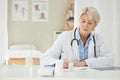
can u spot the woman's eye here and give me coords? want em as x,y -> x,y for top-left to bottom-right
88,23 -> 92,25
81,21 -> 85,23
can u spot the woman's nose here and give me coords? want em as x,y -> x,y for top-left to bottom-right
83,23 -> 88,28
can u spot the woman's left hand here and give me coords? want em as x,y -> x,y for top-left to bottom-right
73,60 -> 88,67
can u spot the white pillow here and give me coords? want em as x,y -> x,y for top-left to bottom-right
9,44 -> 36,50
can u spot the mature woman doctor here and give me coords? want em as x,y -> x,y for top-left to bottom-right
41,7 -> 114,68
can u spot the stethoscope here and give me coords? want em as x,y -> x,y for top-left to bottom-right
71,28 -> 97,58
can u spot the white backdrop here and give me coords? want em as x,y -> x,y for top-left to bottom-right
0,0 -> 8,59
113,0 -> 120,66
74,0 -> 120,66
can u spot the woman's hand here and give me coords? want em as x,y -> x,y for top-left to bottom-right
63,60 -> 87,69
73,60 -> 88,67
63,60 -> 69,69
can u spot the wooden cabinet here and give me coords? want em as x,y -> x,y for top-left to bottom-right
8,58 -> 40,65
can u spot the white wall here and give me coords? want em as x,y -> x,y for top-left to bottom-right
8,0 -> 68,52
0,0 -> 8,59
75,0 -> 120,66
113,0 -> 120,66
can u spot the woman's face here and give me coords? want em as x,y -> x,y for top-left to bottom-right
79,13 -> 96,36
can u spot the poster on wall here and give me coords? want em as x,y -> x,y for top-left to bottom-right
12,0 -> 28,21
32,0 -> 48,22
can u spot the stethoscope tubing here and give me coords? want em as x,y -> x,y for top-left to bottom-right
71,27 -> 97,58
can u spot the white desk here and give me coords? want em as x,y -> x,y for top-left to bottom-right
0,65 -> 120,80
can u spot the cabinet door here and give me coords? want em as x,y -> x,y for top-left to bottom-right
8,58 -> 40,65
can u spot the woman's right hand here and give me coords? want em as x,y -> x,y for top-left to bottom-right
63,60 -> 69,69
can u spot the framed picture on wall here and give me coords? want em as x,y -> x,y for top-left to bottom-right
32,0 -> 48,22
12,0 -> 28,21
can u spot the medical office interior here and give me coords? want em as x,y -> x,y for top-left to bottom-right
0,0 -> 120,78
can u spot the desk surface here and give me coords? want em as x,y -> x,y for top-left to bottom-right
0,65 -> 120,80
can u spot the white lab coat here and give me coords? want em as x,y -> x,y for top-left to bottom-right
41,28 -> 114,68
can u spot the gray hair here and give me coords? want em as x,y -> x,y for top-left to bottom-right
80,7 -> 100,25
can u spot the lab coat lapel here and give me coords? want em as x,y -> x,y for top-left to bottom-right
72,40 -> 79,60
88,40 -> 94,58
71,28 -> 79,60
